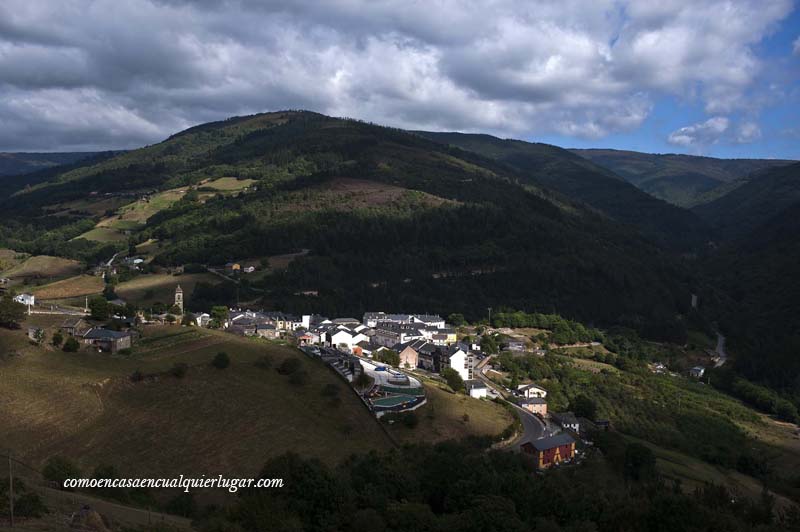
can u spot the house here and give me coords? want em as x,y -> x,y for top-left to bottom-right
326,326 -> 369,352
399,340 -> 439,371
520,397 -> 548,416
551,412 -> 580,433
521,433 -> 576,469
517,383 -> 548,399
506,340 -> 526,351
229,319 -> 257,336
225,262 -> 241,273
243,266 -> 256,273
294,329 -> 314,346
13,293 -> 34,306
440,344 -> 473,381
465,379 -> 488,399
61,316 -> 89,336
194,313 -> 211,327
363,312 -> 446,329
372,322 -> 425,347
256,323 -> 279,339
82,328 -> 133,353
689,366 -> 706,378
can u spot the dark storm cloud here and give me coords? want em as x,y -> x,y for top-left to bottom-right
0,0 -> 793,151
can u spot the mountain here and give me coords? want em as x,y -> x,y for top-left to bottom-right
704,200 -> 800,393
571,148 -> 795,208
693,162 -> 800,240
418,132 -> 709,251
0,111 -> 693,340
0,151 -> 100,177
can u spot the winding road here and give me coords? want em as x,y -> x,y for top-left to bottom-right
474,355 -> 550,448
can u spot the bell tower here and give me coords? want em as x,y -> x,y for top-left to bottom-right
175,285 -> 184,314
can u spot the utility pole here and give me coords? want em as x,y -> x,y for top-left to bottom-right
487,307 -> 492,326
8,450 -> 14,529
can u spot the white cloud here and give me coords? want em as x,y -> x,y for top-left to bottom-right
794,36 -> 800,55
667,117 -> 730,147
0,0 -> 793,150
736,121 -> 762,143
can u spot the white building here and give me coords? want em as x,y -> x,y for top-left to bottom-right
13,293 -> 34,306
441,344 -> 473,381
517,383 -> 548,399
465,379 -> 488,399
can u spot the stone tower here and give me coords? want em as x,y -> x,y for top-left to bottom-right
174,285 -> 184,314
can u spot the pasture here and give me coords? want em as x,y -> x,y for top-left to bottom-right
115,273 -> 221,306
30,275 -> 104,300
0,325 -> 392,478
1,254 -> 82,279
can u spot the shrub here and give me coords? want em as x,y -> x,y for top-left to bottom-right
51,330 -> 64,347
255,355 -> 272,369
130,370 -> 144,382
289,370 -> 309,386
278,357 -> 302,375
43,456 -> 81,490
117,348 -> 133,356
14,493 -> 47,518
441,368 -> 465,392
212,352 -> 230,369
62,337 -> 80,352
170,362 -> 189,378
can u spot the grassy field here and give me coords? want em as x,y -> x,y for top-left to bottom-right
0,324 -> 392,477
387,374 -> 514,445
74,226 -> 128,242
623,434 -> 797,511
115,273 -> 220,306
202,177 -> 257,191
30,275 -> 104,300
1,254 -> 82,279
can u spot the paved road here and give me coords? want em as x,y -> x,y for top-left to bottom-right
714,332 -> 728,367
473,355 -> 549,447
509,403 -> 549,448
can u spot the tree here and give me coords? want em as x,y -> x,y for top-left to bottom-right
210,305 -> 228,328
43,456 -> 81,490
569,394 -> 597,420
0,295 -> 25,328
374,349 -> 400,367
442,368 -> 465,392
624,443 -> 656,481
52,330 -> 64,347
448,313 -> 466,326
181,312 -> 196,326
62,336 -> 80,352
212,351 -> 230,369
170,362 -> 189,378
775,399 -> 799,423
88,297 -> 110,320
480,334 -> 498,354
33,328 -> 46,345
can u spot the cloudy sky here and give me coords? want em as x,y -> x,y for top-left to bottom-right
1,0 -> 798,158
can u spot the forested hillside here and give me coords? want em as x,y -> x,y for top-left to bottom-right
0,151 -> 100,176
0,111 -> 693,341
693,162 -> 800,240
703,200 -> 800,400
572,148 -> 794,208
419,132 -> 709,251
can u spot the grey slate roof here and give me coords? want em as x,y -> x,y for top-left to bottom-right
529,433 -> 575,451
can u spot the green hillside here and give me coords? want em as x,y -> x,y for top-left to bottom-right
703,200 -> 800,396
572,148 -> 794,208
693,162 -> 800,240
0,151 -> 100,177
420,132 -> 710,250
0,111 -> 694,341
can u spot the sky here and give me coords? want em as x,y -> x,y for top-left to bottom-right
0,0 -> 798,158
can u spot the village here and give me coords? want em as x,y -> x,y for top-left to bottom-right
7,281 -> 598,471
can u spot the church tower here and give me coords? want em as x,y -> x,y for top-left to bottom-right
174,285 -> 184,314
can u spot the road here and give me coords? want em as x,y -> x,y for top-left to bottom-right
714,332 -> 728,367
473,355 -> 549,447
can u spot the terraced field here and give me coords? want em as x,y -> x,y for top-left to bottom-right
30,274 -> 104,300
1,254 -> 82,279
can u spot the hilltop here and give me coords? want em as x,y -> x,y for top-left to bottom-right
0,111 -> 694,342
572,148 -> 794,208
